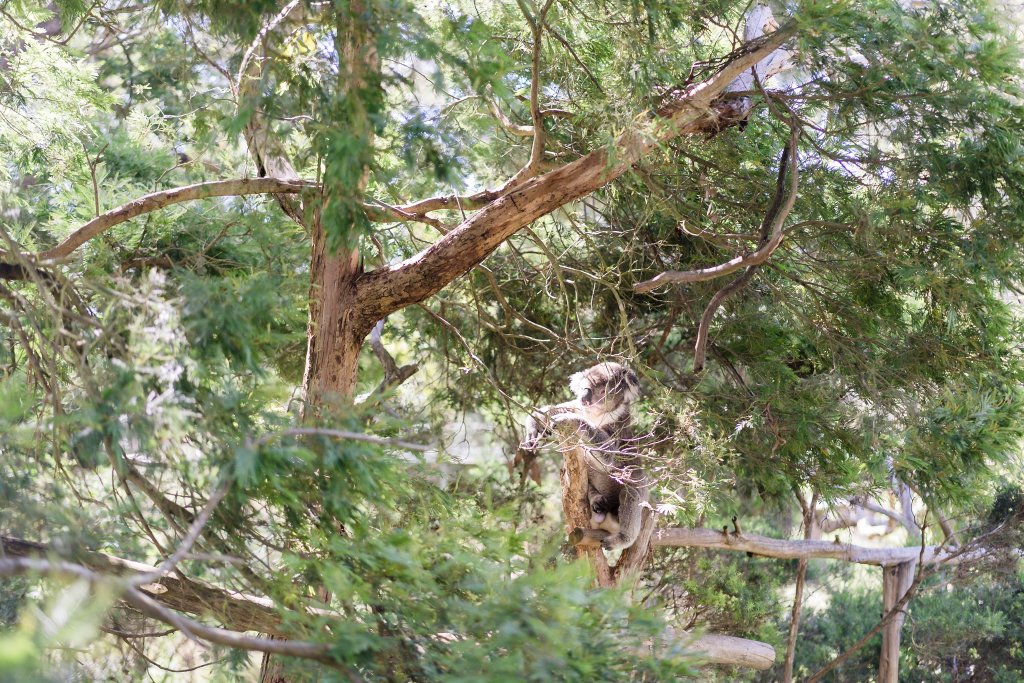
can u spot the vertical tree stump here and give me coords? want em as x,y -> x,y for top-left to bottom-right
878,560 -> 916,683
559,436 -> 615,587
555,423 -> 653,589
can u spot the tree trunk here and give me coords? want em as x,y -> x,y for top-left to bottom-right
556,423 -> 654,589
301,238 -> 365,411
259,3 -> 378,681
878,560 -> 916,683
558,434 -> 615,587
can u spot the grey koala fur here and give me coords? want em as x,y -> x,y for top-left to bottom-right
520,362 -> 648,552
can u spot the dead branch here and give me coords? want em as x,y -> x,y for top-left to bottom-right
570,526 -> 976,567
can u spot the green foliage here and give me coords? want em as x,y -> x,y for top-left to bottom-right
2,0 -> 1024,679
782,570 -> 1024,683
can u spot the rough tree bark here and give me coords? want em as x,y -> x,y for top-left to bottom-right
553,421 -> 656,588
557,432 -> 615,587
554,428 -> 770,671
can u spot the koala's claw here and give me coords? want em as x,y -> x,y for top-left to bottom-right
601,534 -> 626,551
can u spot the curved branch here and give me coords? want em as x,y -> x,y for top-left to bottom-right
634,128 -> 799,294
690,127 -> 799,371
7,178 -> 315,262
486,96 -> 534,137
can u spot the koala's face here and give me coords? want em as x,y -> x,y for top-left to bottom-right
570,363 -> 640,415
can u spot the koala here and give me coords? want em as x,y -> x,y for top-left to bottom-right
520,362 -> 648,552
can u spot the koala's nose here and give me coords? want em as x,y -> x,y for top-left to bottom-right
580,388 -> 593,406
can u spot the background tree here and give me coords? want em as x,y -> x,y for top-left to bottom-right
1,0 -> 1023,681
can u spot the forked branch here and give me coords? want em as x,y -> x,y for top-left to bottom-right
634,125 -> 799,295
688,126 -> 799,371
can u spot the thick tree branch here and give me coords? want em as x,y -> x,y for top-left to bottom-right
354,22 -> 796,323
0,555 -> 351,670
120,589 -> 342,668
672,631 -> 776,670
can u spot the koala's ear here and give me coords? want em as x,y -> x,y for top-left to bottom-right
623,370 -> 640,402
568,371 -> 588,397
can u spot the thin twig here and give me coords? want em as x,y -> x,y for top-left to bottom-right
129,480 -> 233,587
254,427 -> 429,452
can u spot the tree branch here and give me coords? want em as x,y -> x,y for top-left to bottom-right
129,480 -> 232,588
486,95 -> 534,137
1,536 -> 296,636
675,631 -> 776,670
354,20 -> 796,324
253,427 -> 429,452
570,526 -> 975,566
634,124 -> 799,295
365,318 -> 419,398
0,554 -> 353,670
782,490 -> 817,683
120,589 -> 343,668
688,127 -> 799,371
0,178 -> 314,263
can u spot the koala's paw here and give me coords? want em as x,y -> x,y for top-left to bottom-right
601,533 -> 633,552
